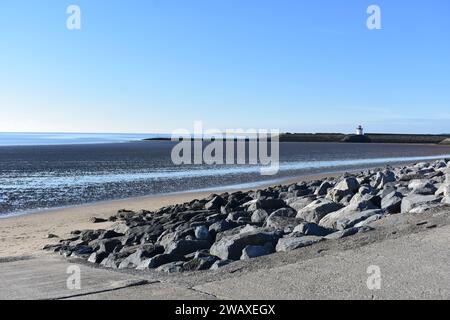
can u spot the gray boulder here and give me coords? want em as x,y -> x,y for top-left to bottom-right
209,219 -> 238,234
194,225 -> 209,240
380,185 -> 397,198
275,236 -> 324,252
209,230 -> 281,260
69,245 -> 93,258
137,253 -> 185,270
157,230 -> 183,249
295,199 -> 344,223
327,187 -> 354,203
94,238 -> 122,254
334,209 -> 384,230
100,252 -> 130,269
205,195 -> 225,210
215,225 -> 249,242
334,177 -> 360,193
242,199 -> 257,210
90,217 -> 107,224
327,176 -> 361,203
87,250 -> 109,264
335,177 -> 360,193
118,244 -> 164,269
221,200 -> 239,214
265,207 -> 300,231
287,196 -> 317,211
381,191 -> 404,214
372,170 -> 396,189
227,211 -> 248,222
112,222 -> 131,234
266,207 -> 296,219
240,243 -> 274,260
408,180 -> 437,195
125,224 -> 164,244
349,193 -> 381,208
98,230 -> 123,240
290,188 -> 313,197
413,162 -> 430,169
251,209 -> 269,224
314,181 -> 333,196
252,198 -> 286,210
434,160 -> 447,169
418,167 -> 436,176
292,222 -> 334,237
401,194 -> 441,213
359,185 -> 374,195
318,200 -> 380,230
165,239 -> 211,256
239,224 -> 259,234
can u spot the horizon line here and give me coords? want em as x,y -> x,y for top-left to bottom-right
1,131 -> 450,136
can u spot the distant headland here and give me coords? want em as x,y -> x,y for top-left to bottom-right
144,133 -> 450,144
280,132 -> 450,144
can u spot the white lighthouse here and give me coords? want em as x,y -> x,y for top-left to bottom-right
356,125 -> 364,136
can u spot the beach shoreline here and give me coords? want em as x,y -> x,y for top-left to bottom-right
1,158 -> 447,259
0,171 -> 345,258
2,140 -> 450,216
3,156 -> 447,220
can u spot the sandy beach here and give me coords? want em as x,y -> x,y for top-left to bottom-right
0,191 -> 209,258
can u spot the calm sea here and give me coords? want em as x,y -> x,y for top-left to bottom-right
1,133 -> 450,217
0,132 -> 167,146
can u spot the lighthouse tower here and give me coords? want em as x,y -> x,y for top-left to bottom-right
356,125 -> 364,136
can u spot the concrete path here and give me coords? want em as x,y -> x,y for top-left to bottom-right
0,255 -> 209,300
0,255 -> 143,300
194,224 -> 450,300
1,224 -> 449,300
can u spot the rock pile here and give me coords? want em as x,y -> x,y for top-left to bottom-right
44,159 -> 450,273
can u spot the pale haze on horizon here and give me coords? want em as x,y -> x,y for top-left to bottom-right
0,0 -> 449,134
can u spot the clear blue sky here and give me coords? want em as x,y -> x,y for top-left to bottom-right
1,0 -> 449,134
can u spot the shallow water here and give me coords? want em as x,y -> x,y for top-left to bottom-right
0,132 -> 167,146
1,140 -> 450,217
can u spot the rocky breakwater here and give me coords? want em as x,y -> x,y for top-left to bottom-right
44,160 -> 450,273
